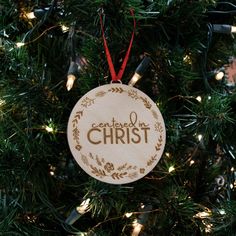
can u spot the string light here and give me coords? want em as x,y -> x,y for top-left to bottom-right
132,219 -> 143,235
125,212 -> 133,218
65,198 -> 91,225
49,165 -> 56,176
61,24 -> 70,33
197,134 -> 203,141
66,74 -> 76,91
165,152 -> 171,158
183,54 -> 191,64
15,25 -> 59,48
196,96 -> 202,102
0,99 -> 5,107
212,24 -> 236,34
190,160 -> 195,166
16,42 -> 25,48
128,56 -> 151,86
194,209 -> 211,219
45,125 -> 54,133
26,12 -> 36,19
168,165 -> 175,173
215,71 -> 224,81
66,61 -> 78,91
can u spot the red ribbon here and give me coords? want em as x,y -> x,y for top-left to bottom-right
100,9 -> 136,82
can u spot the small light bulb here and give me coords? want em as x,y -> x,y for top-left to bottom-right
231,26 -> 236,33
16,42 -> 25,48
125,212 -> 133,218
76,198 -> 90,214
197,134 -> 203,141
61,25 -> 69,33
165,152 -> 170,157
66,74 -> 76,91
190,160 -> 195,166
196,96 -> 202,102
215,71 -> 224,81
183,54 -> 191,64
26,12 -> 36,19
219,209 -> 226,215
231,167 -> 234,172
128,73 -> 141,86
168,166 -> 175,173
45,126 -> 53,133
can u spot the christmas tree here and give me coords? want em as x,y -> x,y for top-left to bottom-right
1,0 -> 236,235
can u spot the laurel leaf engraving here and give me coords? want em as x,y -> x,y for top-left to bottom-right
108,87 -> 124,93
90,165 -> 107,178
111,172 -> 127,180
95,91 -> 106,97
140,97 -> 152,109
147,154 -> 157,166
155,135 -> 163,151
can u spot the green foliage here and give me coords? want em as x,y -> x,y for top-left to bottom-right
1,0 -> 236,235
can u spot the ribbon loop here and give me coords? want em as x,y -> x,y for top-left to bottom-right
99,9 -> 136,82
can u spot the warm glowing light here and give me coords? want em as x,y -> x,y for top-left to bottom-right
165,152 -> 170,157
16,42 -> 25,48
197,134 -> 203,141
50,171 -> 55,176
132,219 -> 143,235
205,223 -> 213,233
168,166 -> 175,173
125,212 -> 133,218
231,167 -> 234,172
215,71 -> 224,81
76,198 -> 90,214
45,125 -> 54,133
208,96 -> 211,100
194,210 -> 211,219
190,160 -> 195,166
219,209 -> 226,215
61,24 -> 69,33
231,26 -> 236,33
196,96 -> 202,102
0,99 -> 5,107
128,73 -> 141,86
26,12 -> 36,19
230,183 -> 234,189
67,74 -> 76,91
183,54 -> 191,64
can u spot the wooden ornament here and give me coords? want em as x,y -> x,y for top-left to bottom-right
67,84 -> 166,184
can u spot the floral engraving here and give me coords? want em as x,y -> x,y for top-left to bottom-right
128,89 -> 139,100
155,122 -> 164,133
104,162 -> 114,173
128,172 -> 139,179
81,97 -> 95,108
140,168 -> 145,174
81,154 -> 89,166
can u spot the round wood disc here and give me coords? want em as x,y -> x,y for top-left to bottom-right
67,83 -> 166,184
